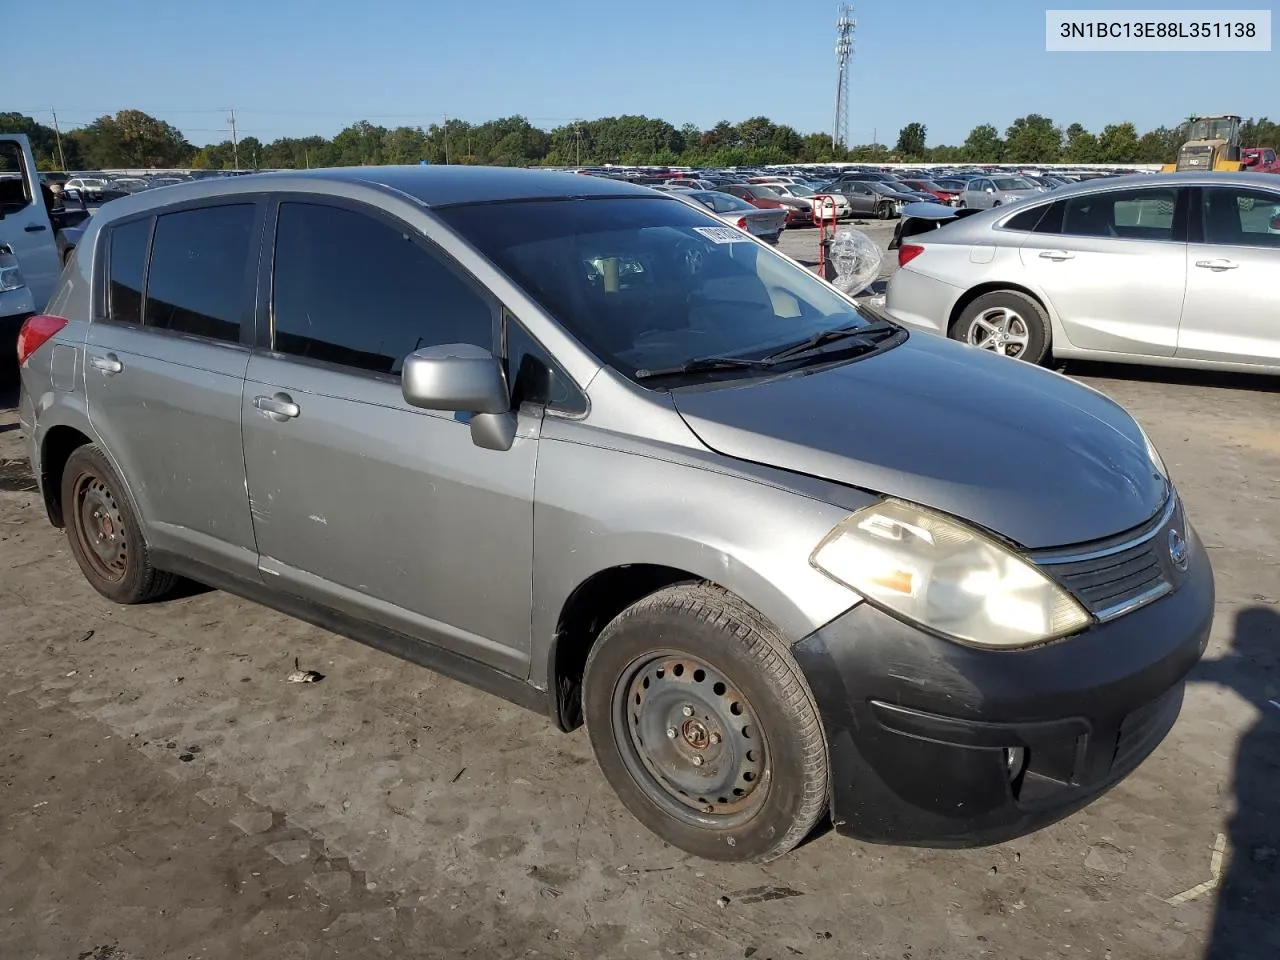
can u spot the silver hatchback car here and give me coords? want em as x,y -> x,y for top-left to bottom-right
887,172 -> 1280,373
17,168 -> 1212,862
959,175 -> 1043,209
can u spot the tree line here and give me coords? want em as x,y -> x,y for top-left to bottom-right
3,109 -> 1279,171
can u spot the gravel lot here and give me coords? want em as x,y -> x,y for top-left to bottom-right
1,231 -> 1277,959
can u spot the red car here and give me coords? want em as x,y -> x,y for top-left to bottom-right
898,178 -> 960,205
718,183 -> 807,225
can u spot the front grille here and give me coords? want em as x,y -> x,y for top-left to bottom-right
1033,496 -> 1179,621
1050,540 -> 1167,617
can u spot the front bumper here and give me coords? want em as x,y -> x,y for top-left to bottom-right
793,523 -> 1213,847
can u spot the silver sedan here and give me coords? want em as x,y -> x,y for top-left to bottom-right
664,188 -> 787,243
885,172 -> 1280,374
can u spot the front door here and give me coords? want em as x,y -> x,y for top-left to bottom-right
1178,184 -> 1280,366
241,198 -> 538,675
85,202 -> 260,576
1017,185 -> 1186,357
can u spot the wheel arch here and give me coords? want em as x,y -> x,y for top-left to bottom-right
549,563 -> 702,731
947,282 -> 1055,338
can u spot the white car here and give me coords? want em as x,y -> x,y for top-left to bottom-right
885,172 -> 1280,374
764,182 -> 852,220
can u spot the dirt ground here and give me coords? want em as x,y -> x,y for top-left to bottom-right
1,255 -> 1277,959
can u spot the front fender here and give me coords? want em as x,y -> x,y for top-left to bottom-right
530,433 -> 863,688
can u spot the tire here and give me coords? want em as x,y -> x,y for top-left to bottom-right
61,444 -> 177,604
951,289 -> 1051,364
582,583 -> 828,863
876,201 -> 893,220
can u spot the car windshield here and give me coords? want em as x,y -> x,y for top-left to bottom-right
749,186 -> 780,198
787,184 -> 816,196
908,180 -> 941,190
439,197 -> 887,382
993,177 -> 1034,190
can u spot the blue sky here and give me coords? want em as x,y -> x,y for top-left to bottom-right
8,0 -> 1277,146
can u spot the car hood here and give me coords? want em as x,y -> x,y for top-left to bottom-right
671,334 -> 1167,550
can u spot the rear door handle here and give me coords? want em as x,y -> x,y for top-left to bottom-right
1038,250 -> 1075,261
88,353 -> 123,375
253,393 -> 300,420
1194,258 -> 1238,271
24,224 -> 48,233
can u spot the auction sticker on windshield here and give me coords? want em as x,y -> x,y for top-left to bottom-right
694,226 -> 753,243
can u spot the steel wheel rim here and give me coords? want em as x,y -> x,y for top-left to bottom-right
73,473 -> 129,581
968,307 -> 1031,358
613,650 -> 770,829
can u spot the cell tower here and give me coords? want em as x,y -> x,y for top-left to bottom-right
833,3 -> 855,151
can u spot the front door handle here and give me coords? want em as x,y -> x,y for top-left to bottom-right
253,393 -> 300,420
88,353 -> 123,375
1038,250 -> 1075,261
24,224 -> 48,233
1194,258 -> 1239,271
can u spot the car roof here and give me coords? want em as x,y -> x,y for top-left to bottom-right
86,165 -> 656,218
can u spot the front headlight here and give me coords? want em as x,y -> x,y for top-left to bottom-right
811,499 -> 1091,648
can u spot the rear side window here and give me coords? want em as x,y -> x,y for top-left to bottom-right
145,204 -> 256,343
1062,188 -> 1177,241
271,202 -> 493,376
108,218 -> 150,325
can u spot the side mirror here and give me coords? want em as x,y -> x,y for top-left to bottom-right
986,187 -> 995,193
401,343 -> 517,451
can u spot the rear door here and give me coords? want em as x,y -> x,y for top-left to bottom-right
0,136 -> 60,309
240,197 -> 542,675
85,200 -> 262,576
1016,185 -> 1186,357
1177,184 -> 1280,366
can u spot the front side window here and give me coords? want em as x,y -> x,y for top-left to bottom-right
1062,188 -> 1177,240
439,197 -> 892,382
1201,187 -> 1280,247
145,204 -> 255,343
108,218 -> 150,325
271,202 -> 492,376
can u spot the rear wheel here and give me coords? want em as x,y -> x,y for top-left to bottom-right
583,584 -> 828,862
62,444 -> 177,604
951,290 -> 1051,364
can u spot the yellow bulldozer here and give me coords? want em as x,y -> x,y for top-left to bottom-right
1162,115 -> 1245,173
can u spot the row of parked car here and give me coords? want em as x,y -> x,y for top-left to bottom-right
577,165 -> 1139,233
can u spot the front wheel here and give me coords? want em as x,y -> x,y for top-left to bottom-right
951,290 -> 1051,364
583,584 -> 828,862
876,201 -> 893,220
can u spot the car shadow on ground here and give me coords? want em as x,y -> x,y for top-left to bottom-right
1061,359 -> 1279,394
1197,606 -> 1280,960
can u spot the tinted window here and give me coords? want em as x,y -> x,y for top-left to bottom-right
1201,187 -> 1280,247
1002,204 -> 1050,232
272,202 -> 492,376
145,204 -> 255,342
504,314 -> 586,414
1062,188 -> 1176,240
0,143 -> 33,213
108,218 -> 150,325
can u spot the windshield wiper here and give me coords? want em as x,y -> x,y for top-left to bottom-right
762,321 -> 898,363
634,355 -> 776,380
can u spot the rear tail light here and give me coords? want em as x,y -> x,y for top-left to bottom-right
16,314 -> 69,365
898,244 -> 925,268
736,217 -> 749,230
